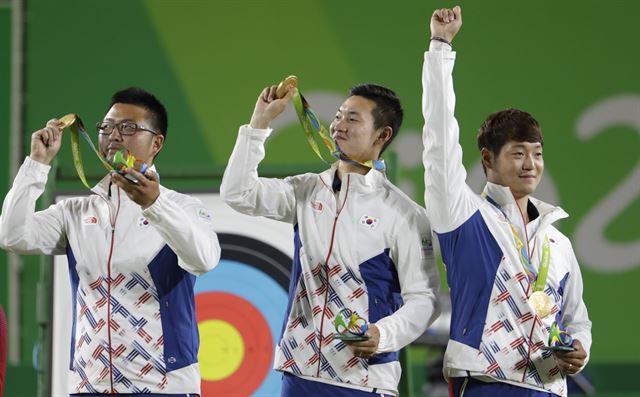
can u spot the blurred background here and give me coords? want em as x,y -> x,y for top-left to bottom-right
0,0 -> 638,396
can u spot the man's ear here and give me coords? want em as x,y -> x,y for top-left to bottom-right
152,134 -> 165,158
480,147 -> 494,171
377,126 -> 393,145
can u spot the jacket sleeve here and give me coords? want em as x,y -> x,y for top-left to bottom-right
0,157 -> 67,255
561,242 -> 593,374
220,125 -> 296,223
374,209 -> 441,352
422,41 -> 480,233
143,192 -> 221,276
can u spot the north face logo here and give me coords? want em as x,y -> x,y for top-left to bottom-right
83,216 -> 98,225
311,200 -> 324,213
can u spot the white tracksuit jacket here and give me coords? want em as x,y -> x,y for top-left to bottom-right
422,42 -> 592,397
0,157 -> 221,395
221,125 -> 441,395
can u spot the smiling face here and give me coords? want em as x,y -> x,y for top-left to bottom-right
98,103 -> 164,166
329,95 -> 391,163
483,140 -> 544,199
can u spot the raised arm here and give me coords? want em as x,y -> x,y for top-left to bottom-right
422,6 -> 479,233
220,85 -> 299,223
0,120 -> 67,255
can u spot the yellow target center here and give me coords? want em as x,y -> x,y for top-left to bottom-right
198,319 -> 245,381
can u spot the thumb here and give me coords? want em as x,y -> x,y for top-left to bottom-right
280,86 -> 298,104
144,169 -> 158,182
283,86 -> 297,102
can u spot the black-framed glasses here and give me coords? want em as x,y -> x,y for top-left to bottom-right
96,121 -> 160,136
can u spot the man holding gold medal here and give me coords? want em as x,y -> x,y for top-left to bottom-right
422,6 -> 591,397
0,88 -> 220,396
221,82 -> 441,396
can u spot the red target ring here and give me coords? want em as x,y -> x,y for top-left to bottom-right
196,291 -> 273,396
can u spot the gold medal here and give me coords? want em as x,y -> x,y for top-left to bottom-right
58,113 -> 77,129
529,291 -> 553,318
276,75 -> 298,98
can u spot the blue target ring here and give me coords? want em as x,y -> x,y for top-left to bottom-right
195,233 -> 290,396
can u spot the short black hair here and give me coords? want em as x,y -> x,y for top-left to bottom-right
477,108 -> 543,173
109,87 -> 168,138
349,84 -> 403,155
477,108 -> 543,154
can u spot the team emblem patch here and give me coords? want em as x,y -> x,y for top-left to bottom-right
359,215 -> 379,230
197,207 -> 213,222
421,235 -> 434,257
311,200 -> 324,213
82,216 -> 98,226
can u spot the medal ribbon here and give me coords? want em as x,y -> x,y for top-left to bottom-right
61,114 -> 113,190
292,91 -> 385,171
483,194 -> 551,291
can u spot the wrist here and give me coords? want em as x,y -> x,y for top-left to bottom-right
249,116 -> 270,130
29,154 -> 51,165
141,193 -> 159,210
430,36 -> 452,47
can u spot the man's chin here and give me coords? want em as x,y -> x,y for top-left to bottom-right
512,185 -> 538,198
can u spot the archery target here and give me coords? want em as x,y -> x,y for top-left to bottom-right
193,194 -> 293,396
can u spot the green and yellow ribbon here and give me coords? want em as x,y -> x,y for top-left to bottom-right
59,114 -> 150,190
59,114 -> 112,190
291,90 -> 385,172
483,194 -> 551,291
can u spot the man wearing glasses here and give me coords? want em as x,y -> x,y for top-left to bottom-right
0,87 -> 221,396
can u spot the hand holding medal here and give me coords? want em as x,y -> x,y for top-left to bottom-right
275,75 -> 298,99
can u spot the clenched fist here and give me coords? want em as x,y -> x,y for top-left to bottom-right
30,119 -> 64,165
430,6 -> 462,44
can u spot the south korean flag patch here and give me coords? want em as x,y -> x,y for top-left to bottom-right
359,215 -> 379,230
137,217 -> 150,228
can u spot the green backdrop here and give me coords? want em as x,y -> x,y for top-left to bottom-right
1,0 -> 638,395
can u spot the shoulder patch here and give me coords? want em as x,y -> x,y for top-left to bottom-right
196,207 -> 213,222
421,234 -> 434,257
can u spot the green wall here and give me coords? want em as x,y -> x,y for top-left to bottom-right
0,4 -> 10,314
1,0 -> 638,395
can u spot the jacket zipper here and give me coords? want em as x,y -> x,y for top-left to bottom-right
106,228 -> 116,392
513,192 -> 540,383
315,175 -> 350,377
105,186 -> 121,393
